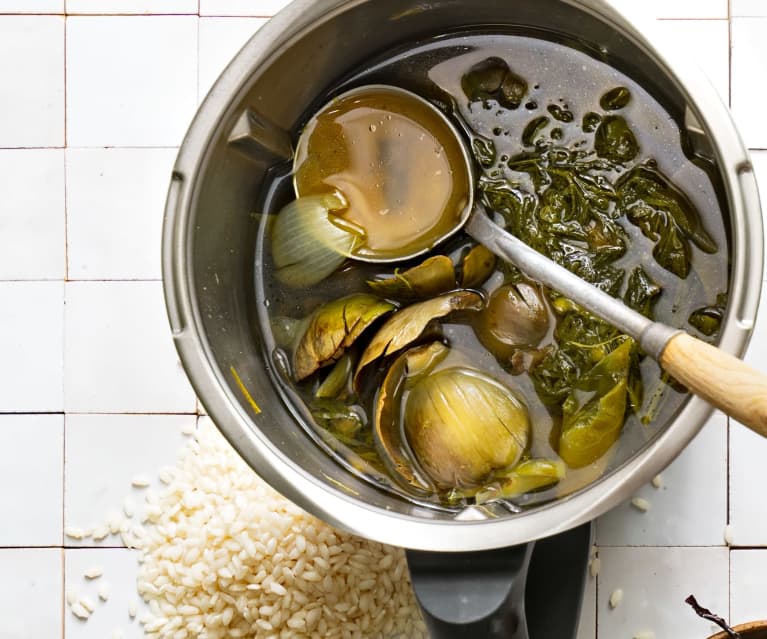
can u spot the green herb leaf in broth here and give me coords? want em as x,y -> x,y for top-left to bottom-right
461,56 -> 529,110
559,338 -> 634,468
617,163 -> 718,278
594,115 -> 639,163
521,116 -> 550,147
599,86 -> 632,111
688,292 -> 727,337
623,267 -> 662,318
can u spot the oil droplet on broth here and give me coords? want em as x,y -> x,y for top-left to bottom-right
294,87 -> 470,259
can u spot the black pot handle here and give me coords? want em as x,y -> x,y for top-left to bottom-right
406,542 -> 533,639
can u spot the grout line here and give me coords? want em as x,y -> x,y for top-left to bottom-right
0,278 -> 69,282
0,12 -> 64,15
63,544 -> 133,550
0,145 -> 177,150
196,9 -> 200,104
63,11 -> 69,284
596,543 -> 733,549
61,414 -> 66,550
56,277 -> 164,282
62,413 -> 67,550
196,14 -> 277,17
594,545 -> 599,639
64,11 -> 199,16
56,410 -> 198,416
60,547 -> 65,639
728,542 -> 733,627
728,1 -> 733,109
0,410 -> 196,416
0,544 -> 74,549
0,410 -> 65,415
726,416 -> 731,527
655,16 -> 731,21
0,145 -> 66,150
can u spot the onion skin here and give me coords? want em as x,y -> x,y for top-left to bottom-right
271,193 -> 362,288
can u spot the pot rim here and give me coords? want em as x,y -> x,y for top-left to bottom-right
162,0 -> 763,551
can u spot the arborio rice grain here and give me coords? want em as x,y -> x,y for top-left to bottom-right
135,420 -> 427,639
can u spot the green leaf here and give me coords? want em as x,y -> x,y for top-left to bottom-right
599,86 -> 632,111
688,292 -> 727,337
559,339 -> 634,468
618,164 -> 718,278
623,267 -> 662,318
461,57 -> 528,110
594,115 -> 639,163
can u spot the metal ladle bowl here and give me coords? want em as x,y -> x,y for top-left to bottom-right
295,82 -> 767,439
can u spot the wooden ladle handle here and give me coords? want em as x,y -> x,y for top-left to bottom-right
660,332 -> 767,437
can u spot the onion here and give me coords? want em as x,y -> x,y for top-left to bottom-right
271,192 -> 364,287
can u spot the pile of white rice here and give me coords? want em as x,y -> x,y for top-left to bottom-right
135,420 -> 428,639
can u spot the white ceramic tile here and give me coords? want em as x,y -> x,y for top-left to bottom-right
576,565 -> 596,639
66,0 -> 196,13
200,0 -> 290,16
751,150 -> 767,263
0,0 -> 63,11
598,546 -> 729,639
654,0 -> 728,18
0,549 -> 62,639
0,149 -> 65,280
730,549 -> 767,624
0,16 -> 64,147
733,0 -> 767,17
732,18 -> 767,149
66,148 -> 176,280
64,281 -> 196,413
198,16 -> 267,101
0,415 -> 63,546
730,420 -> 767,545
654,19 -> 730,102
729,281 -> 767,544
65,548 -> 149,638
66,16 -> 197,147
65,414 -> 192,546
608,0 -> 727,19
743,280 -> 767,368
0,281 -> 63,411
597,412 -> 728,546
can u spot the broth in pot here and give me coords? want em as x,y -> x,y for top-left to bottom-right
256,32 -> 729,512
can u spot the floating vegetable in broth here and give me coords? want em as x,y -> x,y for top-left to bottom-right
404,367 -> 530,488
258,33 -> 729,509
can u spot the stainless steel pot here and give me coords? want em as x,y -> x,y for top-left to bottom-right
162,0 -> 763,553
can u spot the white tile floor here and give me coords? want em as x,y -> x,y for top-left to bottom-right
0,149 -> 66,279
66,147 -> 177,280
1,2 -> 767,638
66,16 -> 198,147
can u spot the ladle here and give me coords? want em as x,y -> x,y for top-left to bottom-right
295,84 -> 767,438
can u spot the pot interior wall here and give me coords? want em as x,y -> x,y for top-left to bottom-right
186,0 -> 726,520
